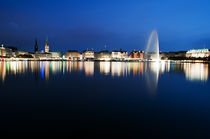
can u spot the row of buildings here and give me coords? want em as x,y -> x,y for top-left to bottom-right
0,39 -> 62,60
0,39 -> 145,61
160,49 -> 210,60
186,49 -> 210,58
65,50 -> 144,61
1,39 -> 210,61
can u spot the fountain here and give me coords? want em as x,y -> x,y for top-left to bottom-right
144,30 -> 161,94
145,30 -> 160,61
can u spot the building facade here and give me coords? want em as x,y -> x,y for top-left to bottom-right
18,51 -> 30,56
50,52 -> 62,60
128,51 -> 144,60
45,38 -> 49,53
82,51 -> 95,60
35,52 -> 52,60
5,47 -> 18,58
160,51 -> 187,60
96,50 -> 111,61
111,50 -> 128,60
0,45 -> 6,57
65,50 -> 81,60
186,49 -> 210,58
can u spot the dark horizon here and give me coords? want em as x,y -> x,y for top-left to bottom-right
1,0 -> 210,53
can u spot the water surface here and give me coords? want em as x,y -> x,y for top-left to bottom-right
1,61 -> 210,138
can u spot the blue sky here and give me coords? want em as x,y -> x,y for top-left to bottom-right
1,0 -> 210,52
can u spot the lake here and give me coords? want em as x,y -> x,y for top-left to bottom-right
1,61 -> 210,138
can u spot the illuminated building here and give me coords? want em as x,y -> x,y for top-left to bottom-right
50,52 -> 62,60
111,50 -> 128,60
18,51 -> 30,55
16,51 -> 34,59
82,51 -> 95,60
65,50 -> 81,60
186,49 -> 210,58
128,51 -> 144,60
45,38 -> 49,53
0,45 -> 6,57
96,50 -> 111,61
5,47 -> 18,57
160,51 -> 186,60
35,52 -> 52,60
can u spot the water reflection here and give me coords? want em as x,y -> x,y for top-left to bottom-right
84,62 -> 94,76
0,61 -> 209,84
144,62 -> 161,94
184,63 -> 208,82
0,62 -> 6,82
100,62 -> 110,75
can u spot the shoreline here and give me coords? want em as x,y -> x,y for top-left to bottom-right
0,59 -> 210,63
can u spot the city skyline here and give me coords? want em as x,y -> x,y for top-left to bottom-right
1,0 -> 210,52
2,1 -> 210,137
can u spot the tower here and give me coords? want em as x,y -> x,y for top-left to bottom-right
45,38 -> 49,53
34,39 -> 38,53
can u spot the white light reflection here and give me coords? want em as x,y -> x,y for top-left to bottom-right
0,61 -> 209,85
0,62 -> 6,82
84,62 -> 94,76
184,63 -> 208,82
144,61 -> 168,95
100,62 -> 110,75
111,62 -> 123,77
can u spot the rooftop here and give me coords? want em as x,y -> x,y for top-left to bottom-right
187,49 -> 209,53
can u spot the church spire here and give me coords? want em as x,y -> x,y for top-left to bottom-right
46,37 -> 48,45
45,37 -> 49,53
34,39 -> 38,53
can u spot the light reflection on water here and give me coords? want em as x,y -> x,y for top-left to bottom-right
100,62 -> 110,75
0,61 -> 209,83
144,62 -> 160,94
184,63 -> 208,81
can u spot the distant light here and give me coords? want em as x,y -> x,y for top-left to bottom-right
187,49 -> 209,53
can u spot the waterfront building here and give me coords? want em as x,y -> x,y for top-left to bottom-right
111,50 -> 128,60
95,50 -> 111,61
16,51 -> 34,58
45,38 -> 49,53
5,47 -> 18,57
186,49 -> 210,58
18,51 -> 30,56
160,51 -> 186,60
34,39 -> 38,53
0,45 -> 6,57
50,52 -> 62,60
82,50 -> 95,60
35,52 -> 52,60
128,51 -> 144,60
65,50 -> 81,60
